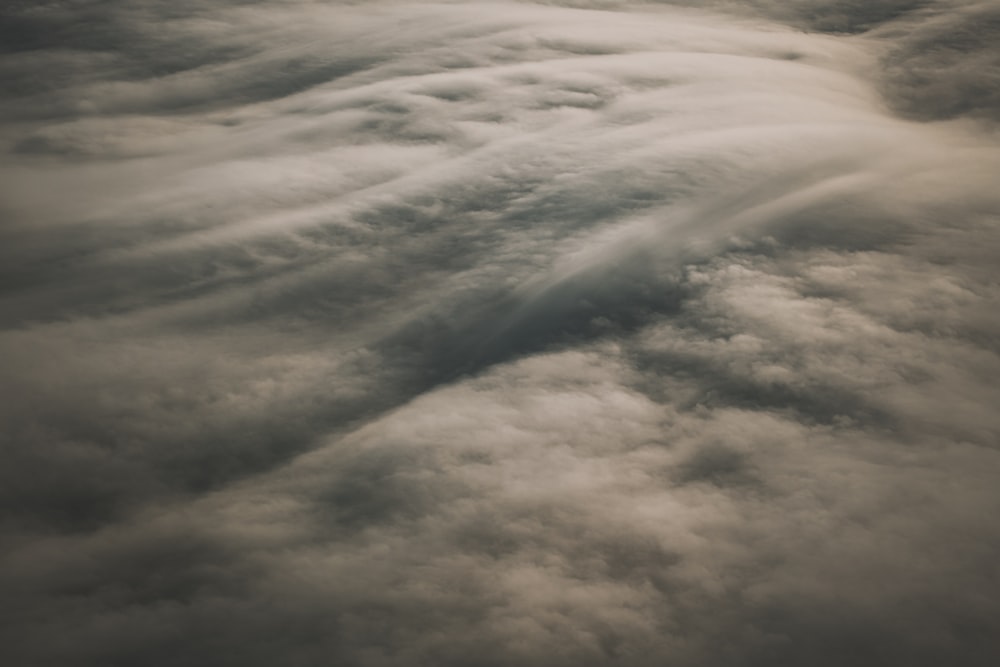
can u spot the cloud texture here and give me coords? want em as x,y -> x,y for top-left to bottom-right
2,1 -> 1000,665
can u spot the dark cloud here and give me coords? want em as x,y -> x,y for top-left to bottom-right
2,1 -> 999,666
879,1 -> 1000,120
666,0 -> 928,33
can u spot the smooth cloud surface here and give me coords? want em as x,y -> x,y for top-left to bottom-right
2,1 -> 1000,665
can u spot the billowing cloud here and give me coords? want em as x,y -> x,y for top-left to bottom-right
2,1 -> 999,665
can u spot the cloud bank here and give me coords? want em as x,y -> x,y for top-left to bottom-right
2,1 -> 999,665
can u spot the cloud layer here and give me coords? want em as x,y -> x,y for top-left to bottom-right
2,1 -> 1000,665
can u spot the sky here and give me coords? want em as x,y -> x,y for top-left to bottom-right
1,1 -> 1000,665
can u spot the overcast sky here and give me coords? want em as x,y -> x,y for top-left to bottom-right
2,1 -> 1000,665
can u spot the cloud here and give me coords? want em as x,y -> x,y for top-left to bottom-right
2,1 -> 1000,665
878,1 -> 1000,121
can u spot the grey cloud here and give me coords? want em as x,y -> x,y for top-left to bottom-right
6,347 -> 1000,666
878,1 -> 1000,120
561,0 -> 927,33
2,1 -> 1000,666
